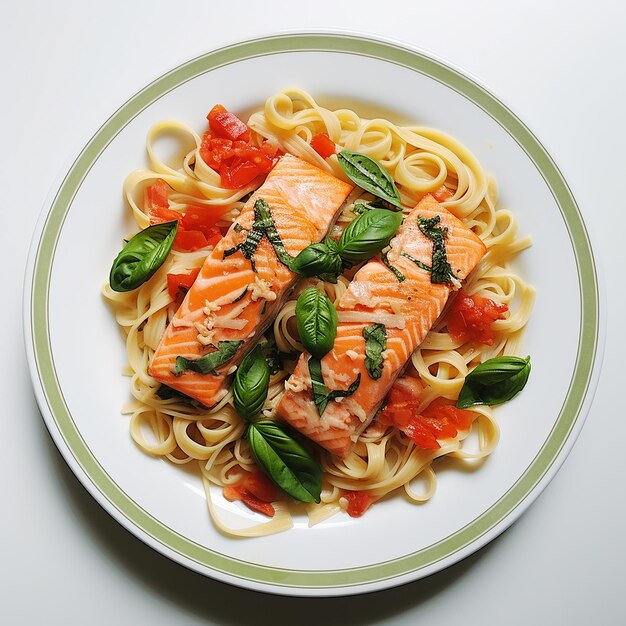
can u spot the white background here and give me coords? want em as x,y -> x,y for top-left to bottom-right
3,1 -> 624,624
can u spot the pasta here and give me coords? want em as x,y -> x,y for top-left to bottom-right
103,88 -> 534,536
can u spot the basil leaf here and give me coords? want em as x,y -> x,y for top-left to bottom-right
457,355 -> 531,409
381,251 -> 406,282
295,288 -> 338,360
247,420 -> 322,503
232,345 -> 270,420
308,357 -> 361,416
338,150 -> 402,208
290,240 -> 343,283
338,209 -> 403,264
174,340 -> 243,376
362,323 -> 387,380
417,215 -> 454,284
110,220 -> 178,292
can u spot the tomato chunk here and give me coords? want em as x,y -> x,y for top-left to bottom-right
310,133 -> 336,159
144,178 -> 169,212
432,185 -> 453,202
208,104 -> 250,142
446,290 -> 508,345
167,268 -> 201,303
380,377 -> 473,449
223,471 -> 277,517
343,491 -> 375,517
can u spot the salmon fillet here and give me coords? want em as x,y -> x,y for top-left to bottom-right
149,154 -> 353,406
276,194 -> 487,458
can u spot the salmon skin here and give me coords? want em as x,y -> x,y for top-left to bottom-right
276,194 -> 487,458
149,154 -> 353,407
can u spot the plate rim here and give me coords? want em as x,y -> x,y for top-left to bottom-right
23,31 -> 603,596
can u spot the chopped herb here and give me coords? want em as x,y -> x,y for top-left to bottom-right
401,251 -> 432,273
308,357 -> 361,416
381,251 -> 406,282
362,323 -> 387,380
155,384 -> 207,408
261,334 -> 297,375
174,340 -> 243,376
418,215 -> 454,284
232,286 -> 248,303
252,198 -> 294,268
233,223 -> 246,233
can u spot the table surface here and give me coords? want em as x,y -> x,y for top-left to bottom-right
4,1 -> 624,623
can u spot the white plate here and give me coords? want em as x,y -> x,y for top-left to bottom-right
24,33 -> 603,596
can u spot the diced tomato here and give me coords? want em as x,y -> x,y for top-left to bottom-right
422,398 -> 474,432
144,178 -> 170,212
445,290 -> 508,345
402,420 -> 441,449
167,268 -> 201,303
432,185 -> 453,202
220,158 -> 263,189
181,205 -> 226,233
231,145 -> 274,173
208,104 -> 250,142
174,229 -> 209,251
222,471 -> 277,517
343,491 -> 375,517
380,376 -> 476,448
243,471 -> 278,503
310,133 -> 336,159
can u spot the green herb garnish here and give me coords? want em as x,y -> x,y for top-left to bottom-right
337,150 -> 402,208
295,288 -> 338,360
381,251 -> 406,282
457,356 -> 531,409
362,323 -> 387,380
174,340 -> 243,376
246,420 -> 322,503
308,357 -> 361,416
401,251 -> 432,273
289,239 -> 344,283
109,220 -> 178,292
337,208 -> 403,264
418,215 -> 454,284
232,345 -> 270,420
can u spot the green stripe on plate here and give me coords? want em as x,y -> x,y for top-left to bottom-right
29,33 -> 599,589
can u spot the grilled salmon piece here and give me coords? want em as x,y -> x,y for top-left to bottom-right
276,194 -> 486,458
149,154 -> 353,406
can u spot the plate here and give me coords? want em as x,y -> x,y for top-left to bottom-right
24,33 -> 602,596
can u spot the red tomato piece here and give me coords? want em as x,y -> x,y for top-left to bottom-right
445,290 -> 508,345
166,268 -> 201,302
401,419 -> 441,449
208,104 -> 250,142
144,178 -> 169,212
343,491 -> 375,518
181,205 -> 225,232
222,472 -> 276,517
220,158 -> 262,189
243,471 -> 278,503
422,398 -> 474,432
432,185 -> 453,202
310,133 -> 336,159
232,144 -> 274,173
174,229 -> 209,252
